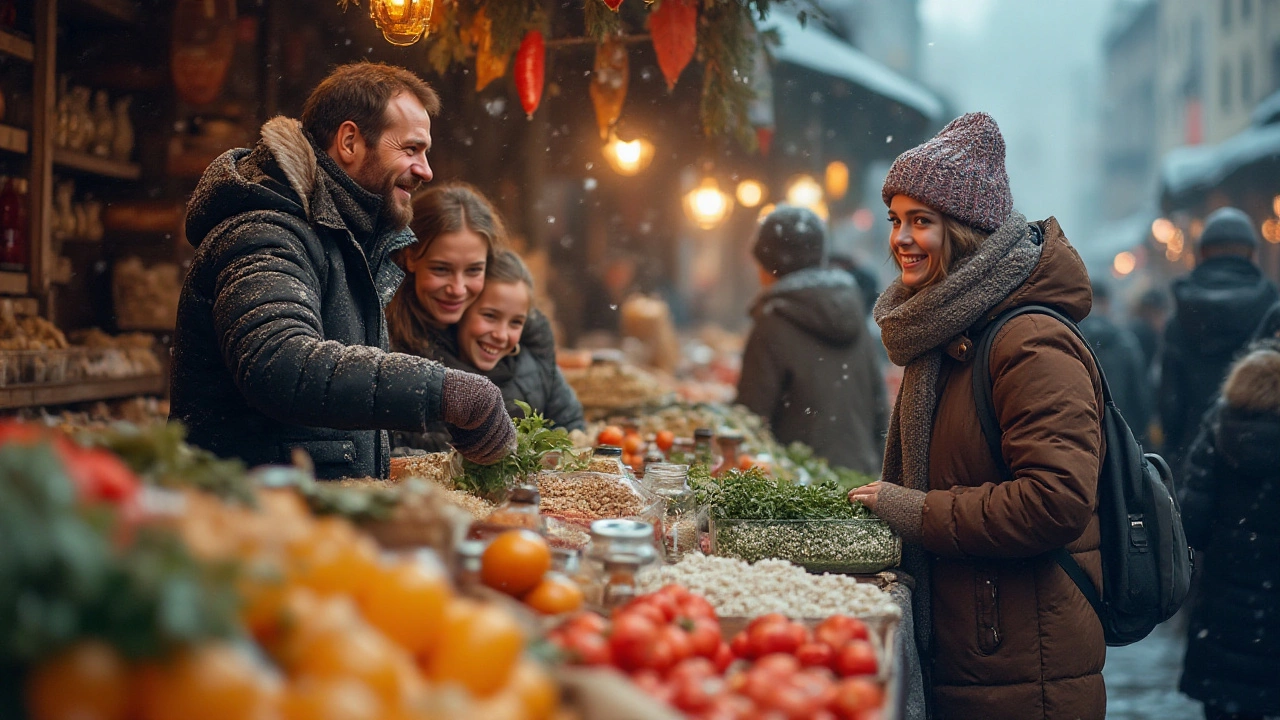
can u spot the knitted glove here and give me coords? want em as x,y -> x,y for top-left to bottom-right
442,369 -> 516,465
874,483 -> 927,546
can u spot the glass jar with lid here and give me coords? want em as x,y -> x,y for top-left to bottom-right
643,463 -> 703,562
693,428 -> 718,468
582,518 -> 659,610
713,431 -> 746,477
587,445 -> 627,475
468,485 -> 545,541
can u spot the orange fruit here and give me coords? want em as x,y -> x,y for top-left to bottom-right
133,643 -> 281,720
359,559 -> 452,656
521,574 -> 584,616
655,430 -> 675,452
480,530 -> 551,596
292,527 -> 380,597
25,641 -> 128,720
622,434 -> 645,456
596,426 -> 624,447
291,626 -> 420,707
424,599 -> 524,697
238,557 -> 292,643
508,659 -> 558,720
269,590 -> 364,667
281,677 -> 382,720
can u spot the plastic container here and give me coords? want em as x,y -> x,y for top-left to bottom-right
709,517 -> 902,574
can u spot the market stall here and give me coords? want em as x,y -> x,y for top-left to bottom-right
2,391 -> 908,719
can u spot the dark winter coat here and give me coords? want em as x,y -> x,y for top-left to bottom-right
170,117 -> 447,479
1178,356 -> 1280,715
1160,256 -> 1278,468
922,220 -> 1106,719
735,267 -> 887,475
1080,312 -> 1152,441
390,309 -> 584,452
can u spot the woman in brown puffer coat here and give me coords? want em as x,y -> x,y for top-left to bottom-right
849,113 -> 1107,720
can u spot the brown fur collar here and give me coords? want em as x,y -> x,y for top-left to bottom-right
259,117 -> 318,218
1224,347 -> 1280,414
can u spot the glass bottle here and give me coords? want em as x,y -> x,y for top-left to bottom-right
588,444 -> 627,476
468,485 -> 545,541
0,176 -> 27,272
643,463 -> 700,562
641,437 -> 666,475
583,519 -> 658,610
713,431 -> 746,477
692,428 -> 717,468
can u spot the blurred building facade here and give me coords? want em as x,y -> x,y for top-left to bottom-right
1102,0 -> 1160,224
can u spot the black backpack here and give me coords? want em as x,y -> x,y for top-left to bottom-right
971,304 -> 1193,646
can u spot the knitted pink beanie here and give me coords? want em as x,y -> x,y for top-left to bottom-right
881,112 -> 1013,233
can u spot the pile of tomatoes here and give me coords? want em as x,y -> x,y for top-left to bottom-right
479,529 -> 584,616
595,425 -> 675,472
547,585 -> 887,720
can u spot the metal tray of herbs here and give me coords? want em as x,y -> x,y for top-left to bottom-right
709,516 -> 902,574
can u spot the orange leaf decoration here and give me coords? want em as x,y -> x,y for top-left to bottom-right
590,38 -> 629,139
472,9 -> 510,92
514,30 -> 546,117
649,0 -> 697,91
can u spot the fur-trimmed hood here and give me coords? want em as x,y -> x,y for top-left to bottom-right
751,267 -> 865,345
1223,345 -> 1280,414
184,116 -> 416,306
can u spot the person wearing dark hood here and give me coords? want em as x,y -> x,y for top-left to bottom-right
1176,339 -> 1280,720
170,62 -> 516,479
735,205 -> 887,475
1080,279 -> 1152,442
1160,207 -> 1278,472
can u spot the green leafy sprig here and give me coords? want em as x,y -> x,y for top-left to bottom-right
689,465 -> 872,521
457,400 -> 577,501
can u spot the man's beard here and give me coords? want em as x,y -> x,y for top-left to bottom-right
355,155 -> 417,231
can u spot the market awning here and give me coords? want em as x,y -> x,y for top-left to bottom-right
1160,90 -> 1280,206
756,13 -> 945,123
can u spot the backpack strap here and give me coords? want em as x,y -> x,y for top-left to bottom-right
971,304 -> 1108,620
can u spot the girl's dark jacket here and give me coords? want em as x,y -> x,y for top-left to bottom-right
390,310 -> 585,452
1178,349 -> 1280,716
169,117 -> 447,479
735,267 -> 888,475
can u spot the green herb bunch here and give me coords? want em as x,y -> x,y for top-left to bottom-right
457,401 -> 579,501
689,465 -> 873,521
782,442 -> 877,494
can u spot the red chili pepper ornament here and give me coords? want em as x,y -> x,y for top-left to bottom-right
514,29 -> 546,117
602,0 -> 624,10
649,0 -> 697,91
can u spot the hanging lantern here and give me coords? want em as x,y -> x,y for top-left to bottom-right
514,30 -> 546,117
370,0 -> 434,46
785,175 -> 828,221
649,0 -> 696,91
602,132 -> 655,176
590,37 -> 629,140
683,177 -> 732,230
825,161 -> 849,201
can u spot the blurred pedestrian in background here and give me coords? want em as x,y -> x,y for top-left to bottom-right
1177,338 -> 1280,720
1159,207 -> 1278,474
1129,286 -> 1169,377
1080,279 -> 1152,444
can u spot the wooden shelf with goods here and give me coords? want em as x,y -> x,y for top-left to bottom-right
0,125 -> 30,155
0,28 -> 34,62
0,372 -> 165,411
0,271 -> 29,295
52,148 -> 141,180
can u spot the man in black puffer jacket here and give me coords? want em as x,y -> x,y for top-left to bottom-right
170,63 -> 515,479
736,206 -> 888,475
1160,207 -> 1278,474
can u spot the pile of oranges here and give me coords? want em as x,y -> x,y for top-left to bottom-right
595,425 -> 675,472
25,487 -> 564,720
480,529 -> 584,616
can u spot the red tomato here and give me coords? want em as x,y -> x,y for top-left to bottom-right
704,692 -> 756,720
622,434 -> 646,456
747,620 -> 808,658
751,653 -> 801,679
668,657 -> 716,682
756,682 -> 824,719
795,641 -> 835,669
63,447 -> 141,504
559,626 -> 612,666
669,672 -> 726,714
609,613 -> 663,673
676,593 -> 718,622
618,602 -> 667,627
746,613 -> 789,633
661,625 -> 694,666
684,616 -> 721,659
563,611 -> 609,635
834,640 -> 878,678
597,426 -> 625,447
729,631 -> 750,659
630,669 -> 673,704
0,421 -> 48,446
792,667 -> 838,709
815,615 -> 870,648
831,677 -> 885,717
712,642 -> 735,674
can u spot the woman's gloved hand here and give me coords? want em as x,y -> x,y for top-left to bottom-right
442,369 -> 516,465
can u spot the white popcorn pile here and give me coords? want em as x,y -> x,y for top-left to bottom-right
638,553 -> 901,621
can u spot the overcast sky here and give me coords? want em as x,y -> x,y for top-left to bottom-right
917,0 -> 1115,239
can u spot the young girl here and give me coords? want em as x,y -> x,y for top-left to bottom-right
386,182 -> 505,355
848,113 -> 1106,720
443,250 -> 584,432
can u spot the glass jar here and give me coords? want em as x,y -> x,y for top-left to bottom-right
583,519 -> 658,610
468,485 -> 545,541
668,438 -> 696,465
713,431 -> 746,477
643,463 -> 703,562
692,428 -> 718,468
587,445 -> 627,475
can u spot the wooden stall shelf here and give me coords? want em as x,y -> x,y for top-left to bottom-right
0,271 -> 29,296
0,125 -> 28,155
52,148 -> 142,181
0,373 -> 165,411
0,29 -> 34,62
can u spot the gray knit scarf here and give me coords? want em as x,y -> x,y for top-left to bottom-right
872,211 -> 1043,716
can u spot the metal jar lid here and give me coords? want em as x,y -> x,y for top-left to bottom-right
593,445 -> 623,457
590,518 -> 653,541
